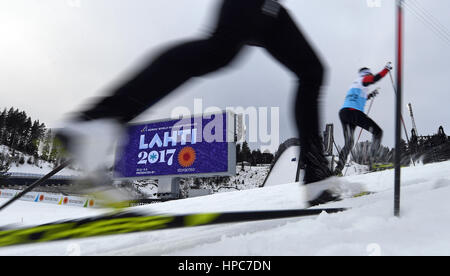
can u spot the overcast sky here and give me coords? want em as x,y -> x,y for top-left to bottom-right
1,0 -> 449,152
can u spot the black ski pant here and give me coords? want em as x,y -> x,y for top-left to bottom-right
336,108 -> 383,171
79,0 -> 328,184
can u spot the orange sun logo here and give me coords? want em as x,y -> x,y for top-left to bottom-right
178,147 -> 196,167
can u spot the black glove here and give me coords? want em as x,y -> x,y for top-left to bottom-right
367,89 -> 380,100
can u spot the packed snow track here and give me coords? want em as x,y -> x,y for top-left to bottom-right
1,161 -> 450,256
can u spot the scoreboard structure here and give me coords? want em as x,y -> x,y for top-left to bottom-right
114,111 -> 243,198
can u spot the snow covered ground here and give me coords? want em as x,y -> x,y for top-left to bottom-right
7,162 -> 80,177
1,160 -> 450,256
219,165 -> 269,191
1,145 -> 80,176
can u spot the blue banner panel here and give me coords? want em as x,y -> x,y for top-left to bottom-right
114,113 -> 229,178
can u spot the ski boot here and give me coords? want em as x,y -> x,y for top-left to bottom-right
56,118 -> 132,209
333,166 -> 344,177
302,153 -> 341,207
305,177 -> 341,207
55,118 -> 124,171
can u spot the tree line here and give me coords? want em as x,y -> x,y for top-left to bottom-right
0,107 -> 46,157
236,141 -> 274,167
0,107 -> 65,171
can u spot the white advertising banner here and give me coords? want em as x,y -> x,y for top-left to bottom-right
0,189 -> 98,208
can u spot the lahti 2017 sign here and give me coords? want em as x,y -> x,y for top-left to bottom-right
114,112 -> 236,179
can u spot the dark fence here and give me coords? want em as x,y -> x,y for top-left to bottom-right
0,173 -> 76,187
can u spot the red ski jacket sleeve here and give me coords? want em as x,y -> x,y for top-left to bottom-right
362,68 -> 389,87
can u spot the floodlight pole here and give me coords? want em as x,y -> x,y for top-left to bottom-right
394,0 -> 404,217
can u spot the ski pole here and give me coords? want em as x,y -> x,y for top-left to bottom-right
0,159 -> 72,212
333,138 -> 357,172
388,70 -> 416,166
388,71 -> 411,144
356,96 -> 376,144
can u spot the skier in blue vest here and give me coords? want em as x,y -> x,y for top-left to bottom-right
334,63 -> 393,175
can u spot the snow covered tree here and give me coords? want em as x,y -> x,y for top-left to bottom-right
0,107 -> 47,158
261,151 -> 274,164
0,152 -> 10,179
251,149 -> 262,166
241,141 -> 252,164
40,130 -> 52,161
0,108 -> 6,145
26,120 -> 46,157
18,154 -> 25,165
49,136 -> 64,166
236,143 -> 242,163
